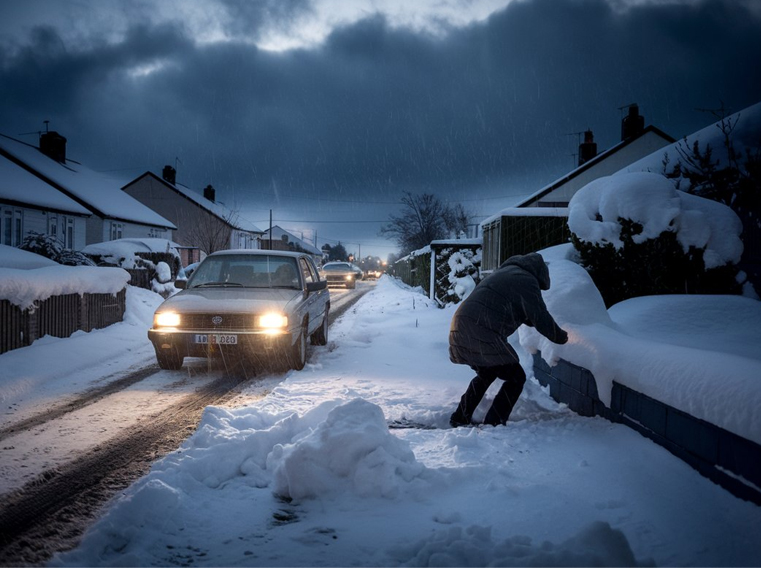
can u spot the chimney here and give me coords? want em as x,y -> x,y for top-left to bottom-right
39,131 -> 67,163
578,129 -> 597,166
621,104 -> 645,140
162,165 -> 176,185
203,184 -> 216,202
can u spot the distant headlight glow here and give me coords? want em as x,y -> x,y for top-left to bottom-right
155,311 -> 180,328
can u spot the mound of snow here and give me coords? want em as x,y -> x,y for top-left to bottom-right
270,399 -> 428,500
568,172 -> 743,268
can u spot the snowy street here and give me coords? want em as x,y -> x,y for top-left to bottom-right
2,275 -> 758,566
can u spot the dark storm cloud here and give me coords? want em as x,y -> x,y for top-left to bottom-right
218,0 -> 314,38
1,0 -> 760,209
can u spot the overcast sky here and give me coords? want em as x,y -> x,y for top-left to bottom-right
1,0 -> 760,259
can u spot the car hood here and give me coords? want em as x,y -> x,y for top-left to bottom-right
157,287 -> 303,314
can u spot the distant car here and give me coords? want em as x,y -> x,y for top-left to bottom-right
148,250 -> 330,371
365,268 -> 383,279
320,261 -> 361,289
350,263 -> 365,281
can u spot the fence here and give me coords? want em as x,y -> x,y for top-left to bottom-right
0,288 -> 126,355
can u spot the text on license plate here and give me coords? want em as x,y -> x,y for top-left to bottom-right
194,334 -> 238,345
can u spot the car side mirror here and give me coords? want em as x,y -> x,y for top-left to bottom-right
174,279 -> 187,290
306,280 -> 327,293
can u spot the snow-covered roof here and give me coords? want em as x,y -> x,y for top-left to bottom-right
620,100 -> 761,184
481,207 -> 569,227
0,134 -> 176,229
124,172 -> 262,234
0,155 -> 91,215
513,125 -> 675,208
263,225 -> 322,255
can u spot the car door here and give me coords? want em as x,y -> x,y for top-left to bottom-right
299,256 -> 326,335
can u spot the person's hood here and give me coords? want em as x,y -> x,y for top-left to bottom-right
498,253 -> 551,290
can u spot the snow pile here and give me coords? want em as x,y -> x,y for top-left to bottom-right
568,172 -> 743,268
396,521 -> 648,567
270,398 -> 428,500
0,264 -> 130,311
520,244 -> 761,444
0,243 -> 58,269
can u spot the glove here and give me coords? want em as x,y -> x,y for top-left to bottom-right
556,330 -> 569,345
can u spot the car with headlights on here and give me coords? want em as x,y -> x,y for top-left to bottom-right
149,250 -> 329,371
320,261 -> 361,289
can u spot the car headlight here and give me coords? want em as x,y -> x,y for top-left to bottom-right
155,311 -> 180,328
345,274 -> 353,280
257,313 -> 288,329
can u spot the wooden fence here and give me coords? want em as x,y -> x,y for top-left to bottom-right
0,288 -> 127,355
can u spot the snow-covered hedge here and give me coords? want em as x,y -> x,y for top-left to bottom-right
568,172 -> 747,306
0,265 -> 130,311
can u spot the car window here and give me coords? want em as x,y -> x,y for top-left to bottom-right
299,257 -> 315,284
187,255 -> 301,289
321,263 -> 350,271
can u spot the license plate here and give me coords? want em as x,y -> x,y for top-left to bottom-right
194,334 -> 238,345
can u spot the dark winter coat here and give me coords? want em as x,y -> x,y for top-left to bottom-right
449,253 -> 568,368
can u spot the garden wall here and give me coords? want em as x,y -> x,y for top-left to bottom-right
533,353 -> 761,506
0,289 -> 126,355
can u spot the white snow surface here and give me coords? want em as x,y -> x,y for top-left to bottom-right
0,247 -> 130,311
567,172 -> 743,268
522,244 -> 761,445
0,244 -> 58,269
1,275 -> 748,566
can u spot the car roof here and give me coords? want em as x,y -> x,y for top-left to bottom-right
208,249 -> 308,259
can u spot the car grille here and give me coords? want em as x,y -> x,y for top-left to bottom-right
179,313 -> 254,331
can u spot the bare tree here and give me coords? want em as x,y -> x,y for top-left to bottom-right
380,192 -> 471,255
183,209 -> 239,255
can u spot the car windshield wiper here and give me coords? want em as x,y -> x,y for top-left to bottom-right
192,281 -> 244,288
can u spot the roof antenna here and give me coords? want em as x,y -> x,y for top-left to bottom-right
43,120 -> 50,133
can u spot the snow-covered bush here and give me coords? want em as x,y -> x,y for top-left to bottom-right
568,172 -> 745,306
20,232 -> 95,266
435,246 -> 481,304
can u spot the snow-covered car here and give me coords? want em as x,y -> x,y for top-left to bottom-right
320,261 -> 361,289
148,250 -> 330,371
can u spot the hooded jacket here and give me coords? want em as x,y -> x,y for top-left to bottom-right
449,253 -> 567,367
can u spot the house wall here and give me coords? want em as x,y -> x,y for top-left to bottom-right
1,204 -> 87,250
85,214 -> 170,246
124,176 -> 257,252
531,131 -> 673,206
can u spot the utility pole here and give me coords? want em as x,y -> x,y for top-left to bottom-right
269,209 -> 272,250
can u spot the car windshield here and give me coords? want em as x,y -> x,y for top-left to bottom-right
321,263 -> 351,272
187,255 -> 301,289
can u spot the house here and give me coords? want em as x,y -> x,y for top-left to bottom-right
0,132 -> 176,248
481,105 -> 675,271
123,167 -> 264,265
1,152 -> 91,249
262,225 -> 323,262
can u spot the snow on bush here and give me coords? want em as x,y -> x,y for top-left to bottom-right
569,172 -> 743,266
568,172 -> 746,305
440,247 -> 480,303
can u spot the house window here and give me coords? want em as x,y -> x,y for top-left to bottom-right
66,218 -> 74,248
1,208 -> 24,247
110,222 -> 123,240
